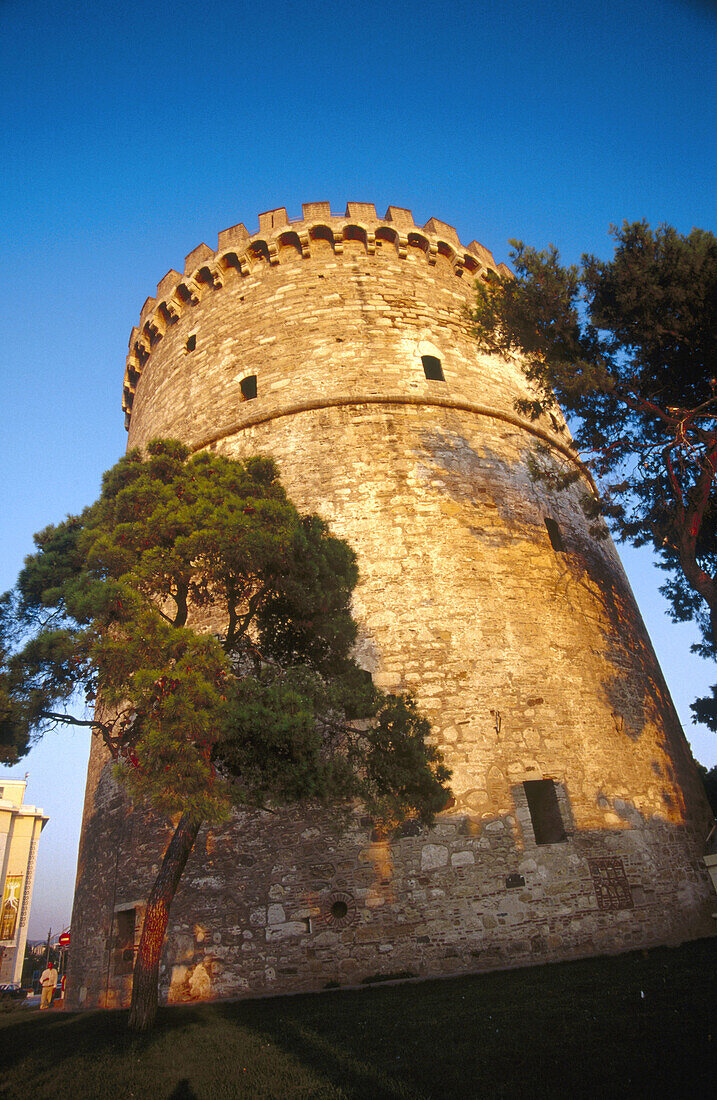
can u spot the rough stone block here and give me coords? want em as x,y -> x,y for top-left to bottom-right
421,845 -> 449,870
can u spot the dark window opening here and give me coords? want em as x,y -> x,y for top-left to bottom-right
331,900 -> 348,920
240,375 -> 257,401
422,355 -> 445,381
523,780 -> 566,845
112,908 -> 136,976
544,517 -> 565,552
185,334 -> 196,352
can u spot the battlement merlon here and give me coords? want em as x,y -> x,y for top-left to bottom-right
122,202 -> 508,423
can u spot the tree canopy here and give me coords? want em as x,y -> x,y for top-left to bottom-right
472,221 -> 717,727
0,439 -> 450,1027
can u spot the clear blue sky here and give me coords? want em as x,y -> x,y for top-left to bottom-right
1,0 -> 716,938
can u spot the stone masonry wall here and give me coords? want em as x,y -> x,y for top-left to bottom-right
67,203 -> 715,1010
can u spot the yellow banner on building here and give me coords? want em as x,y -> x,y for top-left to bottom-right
0,875 -> 23,940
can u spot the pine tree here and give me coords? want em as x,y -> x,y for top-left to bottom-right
0,440 -> 450,1029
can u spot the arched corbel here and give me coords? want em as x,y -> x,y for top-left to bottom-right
164,296 -> 184,323
157,302 -> 177,328
179,277 -> 202,305
375,227 -> 399,255
146,319 -> 163,346
308,224 -> 336,253
407,232 -> 431,262
125,350 -> 141,380
231,251 -> 252,276
123,355 -> 140,397
194,268 -> 218,296
276,231 -> 304,259
342,224 -> 368,251
247,240 -> 271,266
217,252 -> 241,280
196,266 -> 214,290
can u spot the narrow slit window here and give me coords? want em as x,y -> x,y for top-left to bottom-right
523,780 -> 567,845
544,517 -> 565,552
240,374 -> 257,401
421,355 -> 445,381
185,334 -> 196,352
112,907 -> 136,976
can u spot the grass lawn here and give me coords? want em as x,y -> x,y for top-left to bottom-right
1,937 -> 714,1099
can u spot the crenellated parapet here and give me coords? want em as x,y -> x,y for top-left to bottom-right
122,202 -> 509,425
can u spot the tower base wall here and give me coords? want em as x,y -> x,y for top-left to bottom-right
67,739 -> 714,1011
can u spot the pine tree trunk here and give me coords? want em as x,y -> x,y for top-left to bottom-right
127,811 -> 202,1031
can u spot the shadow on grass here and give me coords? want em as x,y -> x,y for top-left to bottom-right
213,939 -> 717,1099
1,938 -> 715,1099
168,1082 -> 199,1100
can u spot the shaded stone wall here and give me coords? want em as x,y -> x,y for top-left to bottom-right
67,203 -> 715,1010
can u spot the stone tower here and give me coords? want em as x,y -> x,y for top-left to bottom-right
67,202 -> 715,1010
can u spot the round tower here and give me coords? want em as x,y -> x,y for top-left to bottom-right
68,202 -> 715,1010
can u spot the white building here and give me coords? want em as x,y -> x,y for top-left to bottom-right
0,779 -> 48,986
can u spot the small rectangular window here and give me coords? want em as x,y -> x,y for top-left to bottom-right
185,334 -> 196,352
544,517 -> 565,552
523,780 -> 566,845
240,374 -> 257,401
421,355 -> 445,381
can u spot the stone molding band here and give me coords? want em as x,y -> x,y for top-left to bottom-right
190,393 -> 598,495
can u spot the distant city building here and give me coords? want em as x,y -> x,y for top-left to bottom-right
0,779 -> 48,985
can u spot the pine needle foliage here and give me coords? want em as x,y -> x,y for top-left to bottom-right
1,439 -> 448,816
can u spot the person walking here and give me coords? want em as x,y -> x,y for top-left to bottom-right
39,961 -> 58,1009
